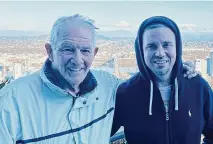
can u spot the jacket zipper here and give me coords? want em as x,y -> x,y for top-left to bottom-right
156,86 -> 170,144
163,99 -> 169,144
166,106 -> 170,144
168,86 -> 175,144
68,93 -> 80,144
163,86 -> 175,144
67,88 -> 95,143
72,95 -> 78,106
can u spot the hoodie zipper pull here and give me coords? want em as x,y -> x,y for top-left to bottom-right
164,101 -> 170,121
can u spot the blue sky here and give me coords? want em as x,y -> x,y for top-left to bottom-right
0,1 -> 213,32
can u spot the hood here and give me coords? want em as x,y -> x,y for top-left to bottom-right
135,16 -> 183,81
134,16 -> 183,115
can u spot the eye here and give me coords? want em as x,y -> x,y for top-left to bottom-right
163,43 -> 169,48
58,43 -> 75,53
63,47 -> 72,51
147,44 -> 157,50
59,47 -> 74,54
81,49 -> 91,55
163,42 -> 172,48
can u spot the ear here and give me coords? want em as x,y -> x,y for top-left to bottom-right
45,43 -> 53,62
94,47 -> 99,56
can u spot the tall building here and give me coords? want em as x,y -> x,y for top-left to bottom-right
14,63 -> 23,79
207,57 -> 211,76
210,49 -> 213,77
0,64 -> 3,81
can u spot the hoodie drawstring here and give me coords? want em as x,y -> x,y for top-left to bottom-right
175,78 -> 179,111
149,78 -> 179,116
149,80 -> 153,115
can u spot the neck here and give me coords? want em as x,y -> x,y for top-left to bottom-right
155,74 -> 172,87
51,65 -> 81,95
65,84 -> 80,95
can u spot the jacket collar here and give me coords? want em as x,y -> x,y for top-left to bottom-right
42,59 -> 97,96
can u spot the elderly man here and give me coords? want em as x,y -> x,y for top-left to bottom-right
111,16 -> 213,144
0,14 -> 120,144
0,14 -> 197,144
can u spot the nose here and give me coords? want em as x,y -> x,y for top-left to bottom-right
72,50 -> 83,65
155,45 -> 165,57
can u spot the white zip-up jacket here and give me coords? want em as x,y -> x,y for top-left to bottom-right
0,63 -> 120,144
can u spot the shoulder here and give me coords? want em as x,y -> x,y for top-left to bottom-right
7,71 -> 41,90
91,69 -> 118,80
0,71 -> 41,108
183,75 -> 210,90
91,69 -> 121,87
117,72 -> 146,95
182,75 -> 213,100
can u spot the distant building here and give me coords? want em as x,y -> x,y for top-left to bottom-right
207,57 -> 211,76
5,70 -> 14,81
0,64 -> 3,81
210,50 -> 213,77
14,63 -> 23,79
0,65 -> 3,72
195,59 -> 207,75
113,56 -> 138,79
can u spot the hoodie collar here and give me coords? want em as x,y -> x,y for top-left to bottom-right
43,59 -> 97,96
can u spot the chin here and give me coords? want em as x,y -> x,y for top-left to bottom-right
154,69 -> 170,75
68,80 -> 81,86
72,76 -> 85,83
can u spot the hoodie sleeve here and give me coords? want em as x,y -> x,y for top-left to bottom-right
202,81 -> 213,144
111,85 -> 124,136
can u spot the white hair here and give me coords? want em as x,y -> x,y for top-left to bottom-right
50,14 -> 98,49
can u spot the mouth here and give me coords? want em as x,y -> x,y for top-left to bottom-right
153,60 -> 169,64
68,68 -> 83,72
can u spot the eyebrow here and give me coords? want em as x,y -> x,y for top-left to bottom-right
146,43 -> 156,47
59,42 -> 92,50
146,41 -> 173,45
163,41 -> 173,44
59,42 -> 74,47
81,46 -> 92,49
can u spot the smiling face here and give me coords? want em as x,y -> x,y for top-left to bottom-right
47,22 -> 98,87
143,25 -> 176,80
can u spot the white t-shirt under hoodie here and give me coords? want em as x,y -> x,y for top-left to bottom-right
158,85 -> 172,121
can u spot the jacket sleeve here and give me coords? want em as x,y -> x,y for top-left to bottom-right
0,86 -> 19,144
0,109 -> 15,144
202,81 -> 213,144
111,85 -> 124,136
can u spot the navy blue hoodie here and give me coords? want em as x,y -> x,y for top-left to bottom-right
111,16 -> 213,144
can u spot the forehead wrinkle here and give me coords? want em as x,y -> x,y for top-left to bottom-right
145,34 -> 174,44
58,29 -> 93,43
55,25 -> 95,49
59,29 -> 92,37
60,39 -> 93,45
59,21 -> 93,37
58,40 -> 93,49
62,37 -> 93,42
